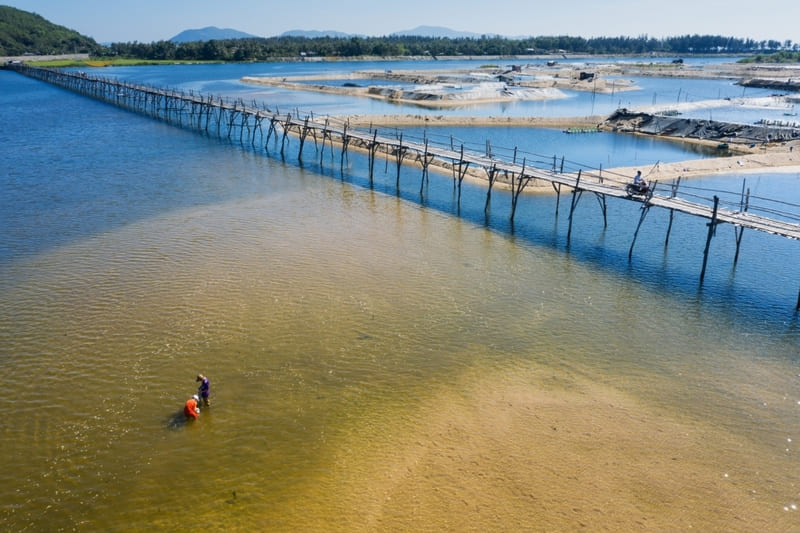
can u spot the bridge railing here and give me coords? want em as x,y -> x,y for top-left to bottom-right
8,63 -> 800,228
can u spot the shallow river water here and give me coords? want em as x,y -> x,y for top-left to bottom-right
1,63 -> 799,531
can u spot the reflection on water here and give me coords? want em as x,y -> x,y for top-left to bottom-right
1,66 -> 799,531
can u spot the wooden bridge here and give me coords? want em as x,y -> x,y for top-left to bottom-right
7,64 -> 800,308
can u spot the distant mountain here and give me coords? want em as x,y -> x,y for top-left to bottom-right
0,5 -> 102,56
280,26 -> 493,40
170,26 -> 260,43
280,29 -> 355,39
390,25 -> 491,39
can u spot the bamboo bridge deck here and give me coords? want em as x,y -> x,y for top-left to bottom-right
6,63 -> 800,307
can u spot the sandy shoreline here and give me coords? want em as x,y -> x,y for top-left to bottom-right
330,114 -> 800,190
244,61 -> 800,189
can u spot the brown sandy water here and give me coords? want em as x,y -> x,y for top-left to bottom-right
1,170 -> 798,531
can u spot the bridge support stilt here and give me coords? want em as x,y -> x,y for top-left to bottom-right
699,196 -> 720,286
664,177 -> 682,248
665,209 -> 675,248
485,165 -> 498,214
298,117 -> 311,162
733,181 -> 750,266
567,171 -> 583,244
628,203 -> 652,260
733,227 -> 745,266
552,183 -> 562,217
395,133 -> 406,189
280,114 -> 291,157
340,123 -> 350,173
419,140 -> 433,196
367,130 -> 378,185
510,159 -> 530,224
454,146 -> 470,206
595,193 -> 608,228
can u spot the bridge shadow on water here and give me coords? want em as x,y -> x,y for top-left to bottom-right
278,136 -> 800,331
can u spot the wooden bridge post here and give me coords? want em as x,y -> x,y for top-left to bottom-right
253,114 -> 264,148
699,196 -> 720,286
455,145 -> 470,206
485,165 -> 498,214
204,95 -> 213,133
226,103 -> 239,140
510,158 -> 529,224
309,116 -> 320,153
340,122 -> 350,173
595,193 -> 608,228
215,99 -> 224,137
664,177 -> 681,247
265,116 -> 279,149
733,180 -> 750,266
239,109 -> 249,144
368,130 -> 378,184
628,203 -> 652,260
552,183 -> 562,217
420,140 -> 433,196
319,118 -> 329,165
567,170 -> 583,244
395,133 -> 406,189
298,117 -> 311,162
280,114 -> 292,157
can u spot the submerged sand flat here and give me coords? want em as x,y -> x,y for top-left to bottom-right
290,365 -> 798,531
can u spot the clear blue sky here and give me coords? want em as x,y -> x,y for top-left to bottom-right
8,0 -> 799,44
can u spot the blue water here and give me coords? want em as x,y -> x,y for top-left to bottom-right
3,60 -> 800,531
82,57 -> 775,118
384,125 -> 717,170
3,63 -> 800,318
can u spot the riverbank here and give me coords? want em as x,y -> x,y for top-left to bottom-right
241,65 -> 635,108
329,113 -> 800,191
243,60 -> 800,186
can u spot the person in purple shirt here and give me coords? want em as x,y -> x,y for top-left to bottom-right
196,374 -> 210,407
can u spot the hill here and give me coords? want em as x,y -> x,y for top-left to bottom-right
0,5 -> 101,56
170,26 -> 260,43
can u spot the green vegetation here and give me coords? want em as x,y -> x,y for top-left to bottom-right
105,35 -> 795,62
739,51 -> 800,63
0,5 -> 102,56
3,4 -> 798,64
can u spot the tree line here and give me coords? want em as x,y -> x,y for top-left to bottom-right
2,2 -> 796,63
106,34 -> 797,62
